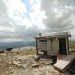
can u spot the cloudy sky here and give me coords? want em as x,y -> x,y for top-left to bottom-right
0,0 -> 75,42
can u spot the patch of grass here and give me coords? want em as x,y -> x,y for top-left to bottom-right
19,49 -> 36,56
0,48 -> 36,74
69,42 -> 75,48
0,62 -> 17,74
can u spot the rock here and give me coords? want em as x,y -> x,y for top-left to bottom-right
0,50 -> 5,54
17,52 -> 20,54
46,71 -> 51,75
6,47 -> 13,52
12,60 -> 21,66
34,55 -> 40,61
21,64 -> 27,69
17,55 -> 34,61
12,60 -> 27,69
32,63 -> 39,68
45,62 -> 51,65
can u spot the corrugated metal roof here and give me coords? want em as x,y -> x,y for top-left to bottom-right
34,32 -> 71,38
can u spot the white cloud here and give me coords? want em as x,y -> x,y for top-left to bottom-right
0,0 -> 44,42
30,0 -> 34,5
29,0 -> 46,29
0,0 -> 75,42
0,0 -> 32,42
6,0 -> 27,18
40,0 -> 75,32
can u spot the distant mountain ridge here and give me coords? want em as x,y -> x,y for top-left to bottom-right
0,39 -> 75,50
0,41 -> 35,50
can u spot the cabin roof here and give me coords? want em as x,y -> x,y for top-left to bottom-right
34,32 -> 71,39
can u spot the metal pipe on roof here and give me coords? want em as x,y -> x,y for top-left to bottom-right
39,33 -> 41,36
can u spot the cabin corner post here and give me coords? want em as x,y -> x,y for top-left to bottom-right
36,38 -> 38,55
66,37 -> 69,54
67,37 -> 69,53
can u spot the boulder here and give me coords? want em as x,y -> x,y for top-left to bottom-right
21,64 -> 27,69
12,60 -> 21,66
32,63 -> 39,68
34,55 -> 40,61
12,60 -> 27,69
6,47 -> 13,52
0,50 -> 5,54
45,62 -> 51,65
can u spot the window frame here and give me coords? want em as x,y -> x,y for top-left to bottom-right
39,40 -> 47,44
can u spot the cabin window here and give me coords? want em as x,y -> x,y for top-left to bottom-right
39,40 -> 47,43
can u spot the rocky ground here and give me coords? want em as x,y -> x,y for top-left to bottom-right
0,47 -> 73,75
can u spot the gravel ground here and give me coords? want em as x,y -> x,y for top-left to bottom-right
0,46 -> 74,75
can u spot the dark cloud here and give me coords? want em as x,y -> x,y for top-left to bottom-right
12,25 -> 44,41
41,0 -> 75,32
57,0 -> 75,6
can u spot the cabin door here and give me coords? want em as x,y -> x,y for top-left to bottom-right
48,39 -> 54,55
59,38 -> 66,54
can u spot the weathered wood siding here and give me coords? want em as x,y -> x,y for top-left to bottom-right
47,38 -> 59,55
54,38 -> 59,55
47,39 -> 54,55
37,39 -> 47,51
36,37 -> 69,55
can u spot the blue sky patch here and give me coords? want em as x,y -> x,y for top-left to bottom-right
21,0 -> 31,19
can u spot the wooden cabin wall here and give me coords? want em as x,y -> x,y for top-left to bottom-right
36,37 -> 69,55
37,39 -> 47,51
54,38 -> 59,55
47,39 -> 54,55
47,38 -> 59,56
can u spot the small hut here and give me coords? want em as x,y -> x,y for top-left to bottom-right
34,32 -> 71,56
